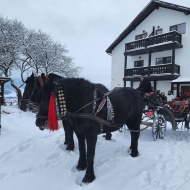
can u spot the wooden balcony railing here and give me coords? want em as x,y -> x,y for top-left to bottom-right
125,64 -> 180,77
126,31 -> 182,51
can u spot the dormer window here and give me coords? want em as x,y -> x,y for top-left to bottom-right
170,23 -> 186,34
156,29 -> 163,35
135,33 -> 147,40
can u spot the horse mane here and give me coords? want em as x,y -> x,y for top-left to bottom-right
48,73 -> 63,80
94,83 -> 108,92
36,77 -> 106,105
25,73 -> 34,84
60,78 -> 93,97
35,79 -> 54,104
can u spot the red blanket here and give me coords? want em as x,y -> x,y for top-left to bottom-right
171,100 -> 189,114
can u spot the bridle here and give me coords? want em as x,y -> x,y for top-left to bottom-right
21,75 -> 48,107
21,76 -> 40,103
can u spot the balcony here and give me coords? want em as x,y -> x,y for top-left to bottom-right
125,31 -> 183,56
124,64 -> 180,81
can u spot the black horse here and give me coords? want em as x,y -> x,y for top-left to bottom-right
35,77 -> 143,183
20,73 -> 75,149
22,73 -> 112,151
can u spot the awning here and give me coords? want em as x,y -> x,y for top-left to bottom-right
171,76 -> 190,83
0,77 -> 11,84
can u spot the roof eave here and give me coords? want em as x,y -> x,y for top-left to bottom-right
105,0 -> 190,55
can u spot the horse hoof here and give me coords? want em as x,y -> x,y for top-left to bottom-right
130,152 -> 139,157
66,146 -> 74,151
106,137 -> 112,140
82,176 -> 95,183
76,165 -> 86,171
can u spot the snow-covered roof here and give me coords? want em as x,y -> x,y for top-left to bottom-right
171,76 -> 190,83
106,0 -> 190,54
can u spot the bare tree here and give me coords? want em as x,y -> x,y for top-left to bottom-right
0,16 -> 25,105
0,15 -> 82,106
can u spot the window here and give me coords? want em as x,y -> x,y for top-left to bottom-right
135,33 -> 147,40
156,56 -> 171,65
134,60 -> 144,67
170,23 -> 186,34
181,86 -> 190,95
156,29 -> 163,35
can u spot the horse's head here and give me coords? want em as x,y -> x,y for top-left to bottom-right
35,79 -> 55,130
20,73 -> 41,111
35,77 -> 95,131
20,73 -> 35,111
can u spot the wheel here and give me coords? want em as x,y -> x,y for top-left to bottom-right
152,114 -> 167,140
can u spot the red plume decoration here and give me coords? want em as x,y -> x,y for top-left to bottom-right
48,92 -> 59,131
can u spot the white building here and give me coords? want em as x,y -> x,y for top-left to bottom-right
106,0 -> 190,97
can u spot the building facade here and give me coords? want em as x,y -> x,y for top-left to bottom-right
106,0 -> 190,97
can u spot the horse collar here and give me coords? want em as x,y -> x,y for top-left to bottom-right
54,82 -> 67,117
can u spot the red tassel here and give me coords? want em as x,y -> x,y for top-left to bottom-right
48,93 -> 58,131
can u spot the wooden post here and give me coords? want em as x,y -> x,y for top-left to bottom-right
171,82 -> 174,94
154,80 -> 156,91
124,53 -> 127,87
124,80 -> 126,87
148,52 -> 151,76
124,52 -> 127,76
177,83 -> 179,96
172,48 -> 175,74
131,81 -> 133,88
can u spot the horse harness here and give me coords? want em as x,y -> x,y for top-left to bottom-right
37,82 -> 148,133
51,81 -> 115,132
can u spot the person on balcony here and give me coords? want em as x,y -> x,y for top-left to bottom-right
136,73 -> 152,96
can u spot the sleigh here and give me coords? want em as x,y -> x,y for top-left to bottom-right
168,100 -> 190,129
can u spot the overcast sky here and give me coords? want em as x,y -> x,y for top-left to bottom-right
0,0 -> 189,88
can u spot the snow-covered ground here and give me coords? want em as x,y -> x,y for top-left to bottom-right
1,105 -> 190,190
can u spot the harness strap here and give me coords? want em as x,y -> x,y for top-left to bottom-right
94,97 -> 107,116
36,115 -> 48,119
91,89 -> 97,114
66,111 -> 114,127
107,96 -> 114,123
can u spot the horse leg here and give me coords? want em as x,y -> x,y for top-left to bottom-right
62,119 -> 74,151
105,132 -> 112,140
74,130 -> 87,170
126,115 -> 141,157
66,124 -> 74,150
82,132 -> 97,183
62,121 -> 68,145
102,132 -> 112,140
